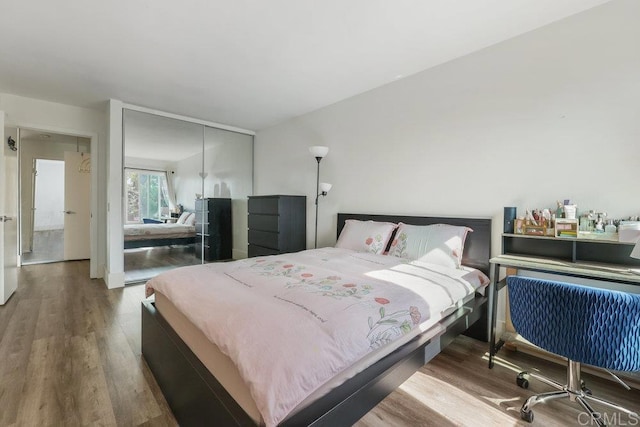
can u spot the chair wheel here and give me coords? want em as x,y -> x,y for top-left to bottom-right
580,380 -> 592,395
521,409 -> 534,423
516,373 -> 529,389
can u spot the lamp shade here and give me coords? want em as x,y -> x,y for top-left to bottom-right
319,182 -> 332,193
309,146 -> 329,159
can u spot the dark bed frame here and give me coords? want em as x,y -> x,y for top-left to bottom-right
124,214 -> 197,249
141,213 -> 492,426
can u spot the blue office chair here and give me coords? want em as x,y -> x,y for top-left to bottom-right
507,275 -> 640,425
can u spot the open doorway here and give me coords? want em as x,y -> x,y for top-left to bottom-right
22,159 -> 65,263
19,130 -> 91,265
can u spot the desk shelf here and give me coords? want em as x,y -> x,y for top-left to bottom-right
502,233 -> 640,268
489,234 -> 640,370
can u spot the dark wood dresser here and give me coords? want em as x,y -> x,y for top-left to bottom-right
194,198 -> 232,261
247,195 -> 306,257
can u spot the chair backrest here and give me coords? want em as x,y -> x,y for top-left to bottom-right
507,275 -> 640,372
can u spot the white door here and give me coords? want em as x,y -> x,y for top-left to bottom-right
1,113 -> 19,304
63,151 -> 91,260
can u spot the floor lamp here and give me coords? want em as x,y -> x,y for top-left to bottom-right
309,146 -> 331,249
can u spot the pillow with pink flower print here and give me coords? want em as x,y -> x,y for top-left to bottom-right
335,220 -> 397,255
388,223 -> 473,269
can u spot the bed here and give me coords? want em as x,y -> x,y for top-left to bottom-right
124,222 -> 196,249
141,213 -> 492,426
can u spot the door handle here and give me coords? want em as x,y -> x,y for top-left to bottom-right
64,210 -> 76,215
1,216 -> 13,222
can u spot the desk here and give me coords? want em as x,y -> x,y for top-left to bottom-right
488,247 -> 640,368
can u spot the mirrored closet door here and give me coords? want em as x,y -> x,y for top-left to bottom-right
122,108 -> 253,284
202,125 -> 253,262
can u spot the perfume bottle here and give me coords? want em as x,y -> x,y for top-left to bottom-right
604,220 -> 617,234
595,219 -> 604,232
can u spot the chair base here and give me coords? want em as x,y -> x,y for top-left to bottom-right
516,360 -> 639,426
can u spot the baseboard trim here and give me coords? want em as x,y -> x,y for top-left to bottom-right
104,267 -> 125,289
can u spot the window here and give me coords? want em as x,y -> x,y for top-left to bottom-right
125,169 -> 170,223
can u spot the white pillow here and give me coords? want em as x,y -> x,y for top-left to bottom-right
461,267 -> 491,289
185,213 -> 196,226
176,211 -> 191,224
335,220 -> 397,254
388,223 -> 473,268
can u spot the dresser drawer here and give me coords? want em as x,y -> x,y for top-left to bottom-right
194,211 -> 208,224
247,195 -> 306,256
195,199 -> 208,211
248,245 -> 281,258
193,198 -> 232,261
248,214 -> 279,232
195,223 -> 209,235
195,242 -> 209,259
248,197 -> 279,215
248,229 -> 279,249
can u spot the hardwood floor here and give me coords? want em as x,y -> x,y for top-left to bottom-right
124,245 -> 200,284
0,261 -> 176,426
357,339 -> 640,427
1,260 -> 638,426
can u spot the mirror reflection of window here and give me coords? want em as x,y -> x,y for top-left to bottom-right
125,169 -> 171,223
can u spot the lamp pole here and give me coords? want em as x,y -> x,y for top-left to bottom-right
309,146 -> 329,249
314,156 -> 321,249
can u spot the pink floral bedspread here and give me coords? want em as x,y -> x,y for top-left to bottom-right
145,247 -> 486,426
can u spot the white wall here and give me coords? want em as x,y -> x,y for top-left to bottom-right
254,0 -> 640,250
174,151 -> 202,212
0,93 -> 107,278
253,0 -> 640,333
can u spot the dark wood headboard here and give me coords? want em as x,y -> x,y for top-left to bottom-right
337,213 -> 492,276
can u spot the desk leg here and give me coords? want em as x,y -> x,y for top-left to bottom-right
488,263 -> 505,369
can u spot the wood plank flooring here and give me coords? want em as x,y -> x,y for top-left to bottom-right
124,245 -> 200,284
356,339 -> 640,426
1,260 -> 638,426
0,261 -> 175,426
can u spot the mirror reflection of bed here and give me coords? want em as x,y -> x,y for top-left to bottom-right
123,211 -> 201,283
122,109 -> 253,284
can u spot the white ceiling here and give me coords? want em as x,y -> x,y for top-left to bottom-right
123,109 -> 204,161
0,0 -> 611,131
20,129 -> 90,147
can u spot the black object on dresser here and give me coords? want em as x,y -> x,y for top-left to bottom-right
194,198 -> 232,261
248,195 -> 306,257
